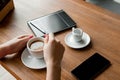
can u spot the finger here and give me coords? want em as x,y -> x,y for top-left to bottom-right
44,34 -> 49,43
44,34 -> 48,38
17,35 -> 33,42
49,33 -> 55,41
18,35 -> 33,39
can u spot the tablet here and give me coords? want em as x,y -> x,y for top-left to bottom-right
27,10 -> 76,36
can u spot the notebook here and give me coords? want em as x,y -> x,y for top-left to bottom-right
27,10 -> 76,37
0,64 -> 17,80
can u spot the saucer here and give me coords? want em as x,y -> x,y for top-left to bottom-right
21,48 -> 46,69
65,32 -> 90,49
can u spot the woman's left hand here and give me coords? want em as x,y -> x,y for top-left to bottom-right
0,35 -> 33,58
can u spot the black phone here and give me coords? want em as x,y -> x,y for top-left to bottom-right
71,53 -> 111,80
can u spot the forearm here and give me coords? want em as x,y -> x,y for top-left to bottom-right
46,63 -> 61,80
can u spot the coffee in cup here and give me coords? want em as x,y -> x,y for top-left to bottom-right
27,37 -> 44,58
30,40 -> 44,51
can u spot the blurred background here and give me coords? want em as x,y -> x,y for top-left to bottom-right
86,0 -> 120,14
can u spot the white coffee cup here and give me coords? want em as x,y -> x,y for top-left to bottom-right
27,37 -> 44,58
71,27 -> 83,42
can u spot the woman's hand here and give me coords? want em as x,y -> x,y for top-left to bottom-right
43,33 -> 65,66
43,33 -> 65,80
0,35 -> 33,58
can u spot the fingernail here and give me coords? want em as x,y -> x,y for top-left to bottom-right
29,35 -> 33,38
44,34 -> 48,38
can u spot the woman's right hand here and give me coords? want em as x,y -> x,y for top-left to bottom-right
43,33 -> 65,66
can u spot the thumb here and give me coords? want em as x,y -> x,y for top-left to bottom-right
44,34 -> 49,44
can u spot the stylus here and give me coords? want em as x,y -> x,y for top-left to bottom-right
30,22 -> 46,34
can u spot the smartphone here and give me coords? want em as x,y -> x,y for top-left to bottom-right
71,53 -> 111,80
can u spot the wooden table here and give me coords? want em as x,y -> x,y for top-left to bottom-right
0,0 -> 120,80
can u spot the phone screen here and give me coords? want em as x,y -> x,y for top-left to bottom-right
71,53 -> 111,80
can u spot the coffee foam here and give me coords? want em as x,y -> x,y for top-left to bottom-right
30,41 -> 44,50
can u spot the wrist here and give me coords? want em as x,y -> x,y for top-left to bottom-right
46,61 -> 61,80
46,61 -> 61,68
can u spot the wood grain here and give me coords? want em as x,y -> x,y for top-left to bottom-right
0,0 -> 120,80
